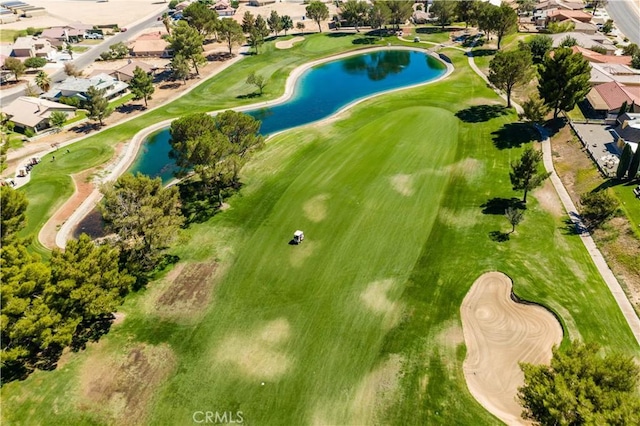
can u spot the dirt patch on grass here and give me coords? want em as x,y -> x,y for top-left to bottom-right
438,207 -> 480,228
532,180 -> 564,218
303,194 -> 329,222
448,158 -> 484,183
290,239 -> 318,268
78,343 -> 176,424
214,318 -> 293,381
275,36 -> 305,49
361,279 -> 402,329
390,174 -> 414,196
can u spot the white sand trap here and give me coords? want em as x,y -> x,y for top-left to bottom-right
390,174 -> 414,196
275,36 -> 305,49
215,318 -> 293,380
461,272 -> 563,425
303,194 -> 329,222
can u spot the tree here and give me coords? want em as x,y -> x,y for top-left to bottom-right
296,21 -> 306,34
218,18 -> 245,55
281,15 -> 293,36
627,143 -> 640,180
24,81 -> 38,97
456,0 -> 477,29
518,341 -> 640,425
170,54 -> 191,84
306,1 -> 329,33
49,111 -> 67,133
34,70 -> 51,92
100,173 -> 184,274
0,186 -> 28,244
524,34 -> 552,64
547,20 -> 574,34
162,13 -> 172,35
559,35 -> 577,47
616,142 -> 633,179
108,41 -> 129,59
538,48 -> 591,119
85,86 -> 112,126
475,2 -> 500,40
515,0 -> 535,15
580,190 -> 619,228
494,3 -> 518,49
622,43 -> 639,57
510,147 -> 550,203
521,94 -> 549,124
246,71 -> 267,95
63,62 -> 82,77
632,53 -> 640,70
241,11 -> 255,33
167,20 -> 207,75
129,66 -> 155,107
488,49 -> 533,108
3,57 -> 26,82
341,0 -> 368,32
267,10 -> 283,35
368,1 -> 390,32
602,18 -> 614,34
505,207 -> 524,233
386,0 -> 413,30
47,234 -> 134,321
24,56 -> 47,70
183,1 -> 219,39
431,0 -> 456,30
254,14 -> 270,39
248,28 -> 265,54
590,0 -> 608,15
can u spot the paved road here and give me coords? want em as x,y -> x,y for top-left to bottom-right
606,0 -> 640,45
0,8 -> 167,105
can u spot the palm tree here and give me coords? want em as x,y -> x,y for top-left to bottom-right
35,71 -> 51,92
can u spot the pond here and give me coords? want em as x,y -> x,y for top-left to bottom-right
129,49 -> 447,182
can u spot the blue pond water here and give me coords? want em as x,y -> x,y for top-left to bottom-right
129,49 -> 446,181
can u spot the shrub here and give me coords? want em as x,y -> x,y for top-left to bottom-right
168,0 -> 179,9
24,57 -> 47,69
623,43 -> 639,56
580,190 -> 619,228
23,128 -> 35,138
589,45 -> 608,55
58,96 -> 81,108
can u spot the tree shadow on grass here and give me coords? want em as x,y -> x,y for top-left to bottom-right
325,32 -> 351,38
70,314 -> 115,352
492,122 -> 542,150
489,230 -> 510,242
456,104 -> 508,123
352,37 -> 377,45
470,48 -> 497,57
416,27 -> 446,34
481,197 -> 525,215
236,92 -> 261,100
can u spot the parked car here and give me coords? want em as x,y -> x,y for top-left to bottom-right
120,27 -> 127,32
85,32 -> 104,39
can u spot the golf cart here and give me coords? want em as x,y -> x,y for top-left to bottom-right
293,230 -> 305,244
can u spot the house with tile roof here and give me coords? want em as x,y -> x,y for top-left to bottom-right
586,81 -> 640,117
40,73 -> 128,102
1,96 -> 76,133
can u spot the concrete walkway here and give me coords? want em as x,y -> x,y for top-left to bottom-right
464,46 -> 640,345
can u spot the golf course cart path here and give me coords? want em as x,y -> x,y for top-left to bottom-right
54,46 -> 453,248
461,272 -> 563,426
465,47 -> 640,346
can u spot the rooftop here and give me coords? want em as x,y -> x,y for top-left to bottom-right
2,96 -> 76,127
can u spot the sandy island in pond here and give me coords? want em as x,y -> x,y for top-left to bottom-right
461,272 -> 563,425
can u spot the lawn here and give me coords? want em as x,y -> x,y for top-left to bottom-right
2,39 -> 638,425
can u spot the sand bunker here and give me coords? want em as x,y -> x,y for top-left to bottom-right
461,272 -> 563,425
275,36 -> 305,49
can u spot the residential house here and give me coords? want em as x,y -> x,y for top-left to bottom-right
0,7 -> 17,23
130,31 -> 172,57
571,46 -> 632,66
614,113 -> 640,147
536,0 -> 585,11
11,36 -> 55,59
41,26 -> 85,43
550,32 -> 616,55
212,0 -> 235,16
569,19 -> 598,35
590,63 -> 640,86
1,96 -> 76,133
110,60 -> 155,82
40,73 -> 128,102
546,9 -> 593,24
585,81 -> 640,118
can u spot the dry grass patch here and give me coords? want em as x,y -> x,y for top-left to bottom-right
360,279 -> 402,329
532,180 -> 564,218
214,318 -> 294,381
438,207 -> 480,228
447,158 -> 484,183
303,194 -> 330,222
390,174 -> 415,197
290,239 -> 318,268
78,343 -> 176,425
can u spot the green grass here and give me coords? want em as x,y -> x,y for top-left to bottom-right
2,44 -> 638,426
70,46 -> 89,53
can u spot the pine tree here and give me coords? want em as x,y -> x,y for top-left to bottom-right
616,143 -> 633,179
85,86 -> 112,126
128,66 -> 155,107
538,48 -> 591,119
